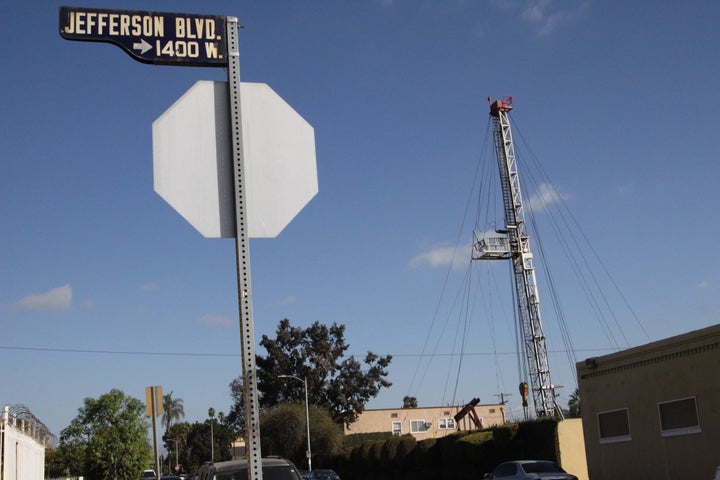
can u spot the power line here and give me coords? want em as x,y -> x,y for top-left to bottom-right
0,345 -> 616,358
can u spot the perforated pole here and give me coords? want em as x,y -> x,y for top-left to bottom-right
226,16 -> 263,480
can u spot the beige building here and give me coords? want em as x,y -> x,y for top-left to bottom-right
576,324 -> 720,480
344,403 -> 506,439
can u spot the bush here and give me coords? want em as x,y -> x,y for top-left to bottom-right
368,440 -> 385,469
343,431 -> 393,449
394,435 -> 416,469
410,438 -> 438,469
516,419 -> 559,461
379,436 -> 402,469
492,425 -> 516,449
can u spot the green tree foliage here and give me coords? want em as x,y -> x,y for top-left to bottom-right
402,396 -> 418,408
260,403 -> 343,469
45,446 -> 85,479
225,377 -> 246,437
58,389 -> 152,480
162,391 -> 185,434
236,318 -> 392,426
183,418 -> 234,472
163,421 -> 191,474
567,388 -> 581,417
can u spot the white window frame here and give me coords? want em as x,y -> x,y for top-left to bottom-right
438,417 -> 456,430
658,396 -> 701,437
410,419 -> 429,433
597,408 -> 631,444
391,421 -> 402,436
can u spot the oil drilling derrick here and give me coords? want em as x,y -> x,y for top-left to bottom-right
472,96 -> 563,419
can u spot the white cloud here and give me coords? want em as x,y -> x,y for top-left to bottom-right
527,182 -> 571,212
199,314 -> 234,326
409,244 -> 469,269
277,296 -> 297,306
15,284 -> 72,311
520,0 -> 589,36
697,281 -> 710,289
140,281 -> 160,291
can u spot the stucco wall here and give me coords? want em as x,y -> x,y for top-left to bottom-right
557,418 -> 589,480
577,324 -> 720,480
345,403 -> 506,439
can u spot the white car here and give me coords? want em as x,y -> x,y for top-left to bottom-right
484,460 -> 578,480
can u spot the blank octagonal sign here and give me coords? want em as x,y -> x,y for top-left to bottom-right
153,81 -> 317,238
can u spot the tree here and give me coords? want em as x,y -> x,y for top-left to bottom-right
59,389 -> 152,480
183,418 -> 234,471
163,422 -> 191,475
567,388 -> 581,418
232,319 -> 392,426
402,396 -> 418,409
260,403 -> 343,469
162,391 -> 185,434
162,391 -> 185,473
226,377 -> 246,436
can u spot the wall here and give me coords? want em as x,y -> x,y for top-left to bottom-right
345,404 -> 506,440
1,417 -> 46,480
557,418 -> 588,480
577,324 -> 720,480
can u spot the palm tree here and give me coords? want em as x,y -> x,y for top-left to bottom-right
162,391 -> 185,434
568,388 -> 581,418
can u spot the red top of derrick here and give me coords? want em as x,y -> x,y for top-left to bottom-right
488,96 -> 513,117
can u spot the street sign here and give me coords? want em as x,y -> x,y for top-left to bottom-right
59,6 -> 227,67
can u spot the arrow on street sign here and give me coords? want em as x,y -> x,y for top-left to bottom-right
59,6 -> 227,67
133,39 -> 152,54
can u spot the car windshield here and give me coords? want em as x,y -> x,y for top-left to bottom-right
216,466 -> 300,480
522,462 -> 563,474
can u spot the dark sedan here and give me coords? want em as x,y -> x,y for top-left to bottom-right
484,460 -> 577,480
305,469 -> 340,480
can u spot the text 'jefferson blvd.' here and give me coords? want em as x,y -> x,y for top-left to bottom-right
63,10 -> 221,41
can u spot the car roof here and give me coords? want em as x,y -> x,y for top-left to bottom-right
210,457 -> 295,473
511,460 -> 556,464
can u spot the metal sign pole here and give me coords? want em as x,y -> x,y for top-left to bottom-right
225,17 -> 263,480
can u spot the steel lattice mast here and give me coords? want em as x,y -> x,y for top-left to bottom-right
473,97 -> 562,419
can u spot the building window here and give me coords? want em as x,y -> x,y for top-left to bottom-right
410,419 -> 430,433
489,408 -> 496,413
391,421 -> 402,436
658,397 -> 701,437
438,418 -> 456,430
390,413 -> 398,418
597,408 -> 631,444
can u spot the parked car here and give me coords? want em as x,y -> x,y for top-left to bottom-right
141,470 -> 157,479
305,469 -> 340,480
484,460 -> 578,480
196,457 -> 302,480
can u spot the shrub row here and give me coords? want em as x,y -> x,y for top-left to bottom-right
331,419 -> 559,480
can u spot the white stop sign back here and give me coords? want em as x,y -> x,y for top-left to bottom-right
152,81 -> 317,238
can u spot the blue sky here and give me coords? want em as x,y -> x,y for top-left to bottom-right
2,0 -> 720,438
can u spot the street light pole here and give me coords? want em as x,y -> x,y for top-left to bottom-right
278,374 -> 312,472
168,439 -> 179,472
208,408 -> 216,463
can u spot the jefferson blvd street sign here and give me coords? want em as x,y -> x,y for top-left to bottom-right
59,6 -> 227,66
